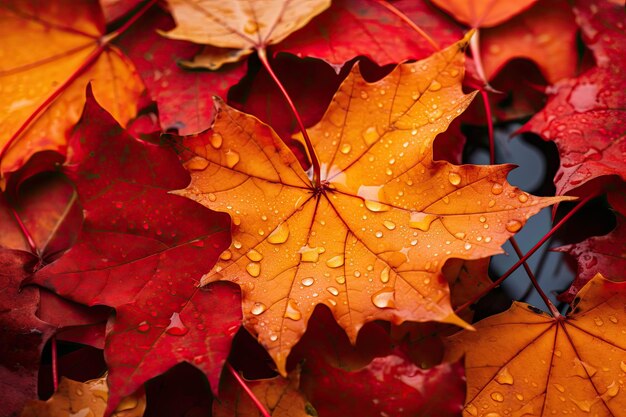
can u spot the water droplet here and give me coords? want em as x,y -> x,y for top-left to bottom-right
284,299 -> 302,320
246,262 -> 261,277
246,249 -> 263,262
603,381 -> 620,399
233,241 -> 242,249
495,367 -> 514,385
608,315 -> 618,324
409,212 -> 437,231
465,404 -> 478,416
594,316 -> 604,326
243,20 -> 258,34
165,312 -> 189,336
336,275 -> 346,284
75,388 -> 83,396
301,277 -> 314,287
571,398 -> 592,412
326,255 -> 345,268
380,266 -> 390,283
450,68 -> 459,77
371,287 -> 395,308
382,220 -> 396,230
490,391 -> 504,402
442,196 -> 450,204
454,232 -> 466,239
518,193 -> 529,203
340,143 -> 352,154
484,413 -> 501,417
251,302 -> 266,315
327,286 -> 339,296
270,334 -> 278,342
187,157 -> 209,171
429,80 -> 442,91
446,172 -> 461,187
268,222 -> 289,244
506,220 -> 522,233
362,126 -> 379,145
225,149 -> 240,168
516,393 -> 524,401
491,183 -> 504,195
300,246 -> 321,262
464,242 -> 472,250
360,90 -> 368,99
375,231 -> 383,238
210,133 -> 223,149
137,321 -> 150,333
364,200 -> 390,212
620,361 -> 626,373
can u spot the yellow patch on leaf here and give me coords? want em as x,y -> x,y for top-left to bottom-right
176,35 -> 565,374
20,376 -> 145,417
445,274 -> 626,417
163,0 -> 330,67
0,1 -> 143,182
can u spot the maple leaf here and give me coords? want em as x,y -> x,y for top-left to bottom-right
0,171 -> 83,417
445,274 -> 626,416
0,0 -> 144,183
20,376 -> 145,417
32,93 -> 242,413
214,368 -> 313,417
115,7 -> 248,135
277,0 -> 462,68
175,35 -> 566,373
556,214 -> 626,303
162,0 -> 331,68
522,0 -> 626,195
430,0 -> 538,28
478,0 -> 578,84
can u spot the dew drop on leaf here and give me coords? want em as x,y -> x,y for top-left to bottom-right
490,391 -> 504,402
371,287 -> 395,308
301,277 -> 314,287
246,249 -> 263,262
165,312 -> 189,336
505,220 -> 522,233
246,262 -> 261,277
409,212 -> 437,231
495,367 -> 514,385
284,299 -> 302,321
225,149 -> 240,168
268,222 -> 290,244
137,321 -> 150,333
448,172 -> 461,186
491,183 -> 504,195
210,133 -> 223,149
362,126 -> 379,145
380,266 -> 390,283
326,255 -> 344,268
251,302 -> 266,315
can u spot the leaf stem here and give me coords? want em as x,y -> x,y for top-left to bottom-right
469,29 -> 489,86
510,237 -> 560,317
375,0 -> 441,51
226,362 -> 271,417
10,206 -> 38,255
480,89 -> 495,165
454,194 -> 595,314
256,47 -> 321,188
51,336 -> 58,391
0,0 -> 156,166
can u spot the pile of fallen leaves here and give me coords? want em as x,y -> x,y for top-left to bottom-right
2,0 -> 625,416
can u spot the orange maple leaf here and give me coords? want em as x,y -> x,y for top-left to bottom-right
163,0 -> 331,68
0,0 -> 144,183
445,274 -> 626,416
20,376 -> 145,417
175,35 -> 565,373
